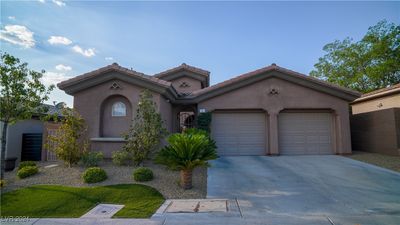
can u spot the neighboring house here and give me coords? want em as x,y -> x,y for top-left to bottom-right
58,63 -> 360,157
0,104 -> 63,169
351,84 -> 400,156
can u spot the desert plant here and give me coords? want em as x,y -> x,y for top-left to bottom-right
183,128 -> 217,152
17,166 -> 38,179
155,133 -> 218,189
123,90 -> 167,166
80,151 -> 103,167
18,161 -> 37,170
46,108 -> 89,167
112,150 -> 132,166
133,167 -> 154,182
82,167 -> 107,183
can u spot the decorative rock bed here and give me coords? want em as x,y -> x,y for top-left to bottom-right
2,160 -> 207,199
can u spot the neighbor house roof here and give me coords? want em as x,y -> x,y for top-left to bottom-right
187,63 -> 361,102
352,83 -> 400,104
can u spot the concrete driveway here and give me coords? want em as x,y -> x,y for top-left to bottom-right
207,156 -> 400,225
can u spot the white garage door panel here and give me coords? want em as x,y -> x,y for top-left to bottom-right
279,113 -> 333,155
212,112 -> 266,156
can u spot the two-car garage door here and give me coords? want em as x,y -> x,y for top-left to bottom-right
211,111 -> 333,156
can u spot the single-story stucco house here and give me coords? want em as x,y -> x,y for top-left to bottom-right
58,63 -> 360,157
351,83 -> 400,156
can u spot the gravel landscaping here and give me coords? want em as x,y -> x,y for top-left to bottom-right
2,160 -> 207,199
346,151 -> 400,172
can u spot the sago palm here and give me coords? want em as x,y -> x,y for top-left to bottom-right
155,132 -> 218,189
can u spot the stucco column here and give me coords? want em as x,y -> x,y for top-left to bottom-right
334,114 -> 342,154
268,112 -> 279,155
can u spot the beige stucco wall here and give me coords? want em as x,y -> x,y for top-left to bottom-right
351,108 -> 400,156
101,95 -> 133,137
158,95 -> 173,133
352,94 -> 400,114
170,76 -> 203,93
73,79 -> 172,156
198,77 -> 352,155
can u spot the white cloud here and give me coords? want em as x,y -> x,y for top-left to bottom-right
38,0 -> 45,3
41,72 -> 71,86
105,57 -> 114,61
8,16 -> 16,20
48,36 -> 72,45
55,64 -> 72,71
0,25 -> 35,48
52,0 -> 65,7
72,45 -> 96,57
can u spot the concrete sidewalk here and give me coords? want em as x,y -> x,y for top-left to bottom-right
1,218 -> 161,225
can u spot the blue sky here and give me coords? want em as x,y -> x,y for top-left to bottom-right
1,1 -> 399,106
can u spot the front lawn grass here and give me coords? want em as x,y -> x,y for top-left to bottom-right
0,184 -> 164,218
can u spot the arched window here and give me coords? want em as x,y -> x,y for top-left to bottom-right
112,102 -> 126,117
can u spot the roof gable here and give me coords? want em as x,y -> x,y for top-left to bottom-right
58,63 -> 175,96
190,64 -> 361,102
154,63 -> 210,87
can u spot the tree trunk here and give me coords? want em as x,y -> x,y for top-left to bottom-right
1,122 -> 8,180
180,169 -> 193,189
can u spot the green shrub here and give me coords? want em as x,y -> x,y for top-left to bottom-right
18,161 -> 36,170
133,167 -> 153,182
196,112 -> 212,132
82,167 -> 107,183
17,166 -> 39,179
0,179 -> 5,188
112,150 -> 132,166
80,151 -> 103,167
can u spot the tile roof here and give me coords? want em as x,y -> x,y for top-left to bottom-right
58,63 -> 171,90
191,63 -> 360,97
361,83 -> 400,97
154,63 -> 210,78
352,83 -> 400,103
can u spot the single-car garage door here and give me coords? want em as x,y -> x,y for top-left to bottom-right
212,112 -> 266,156
279,112 -> 333,155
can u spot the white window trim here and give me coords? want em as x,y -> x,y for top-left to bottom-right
112,102 -> 126,117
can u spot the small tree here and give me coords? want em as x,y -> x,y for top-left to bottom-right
0,52 -> 54,179
46,108 -> 88,167
155,129 -> 218,189
123,89 -> 167,166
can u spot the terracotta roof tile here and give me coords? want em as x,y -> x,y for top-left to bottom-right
58,63 -> 171,89
154,63 -> 210,78
191,64 -> 360,97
